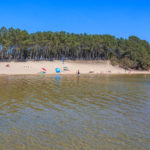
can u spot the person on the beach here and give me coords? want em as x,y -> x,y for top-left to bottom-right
125,67 -> 127,72
77,70 -> 80,76
62,59 -> 65,64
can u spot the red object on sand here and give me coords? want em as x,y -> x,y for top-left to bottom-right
42,68 -> 47,71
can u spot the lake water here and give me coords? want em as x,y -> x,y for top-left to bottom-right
0,75 -> 150,150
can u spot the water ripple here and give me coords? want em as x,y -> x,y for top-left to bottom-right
0,75 -> 150,149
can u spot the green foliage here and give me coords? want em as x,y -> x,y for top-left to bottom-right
0,27 -> 150,70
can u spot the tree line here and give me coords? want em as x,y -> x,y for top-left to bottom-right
0,26 -> 150,70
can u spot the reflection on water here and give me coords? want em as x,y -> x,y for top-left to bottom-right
0,75 -> 150,149
55,75 -> 60,83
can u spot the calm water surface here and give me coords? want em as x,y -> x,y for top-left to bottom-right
0,75 -> 150,150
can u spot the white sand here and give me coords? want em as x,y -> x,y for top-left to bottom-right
0,60 -> 149,75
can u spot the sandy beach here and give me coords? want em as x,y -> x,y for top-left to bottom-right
0,60 -> 149,75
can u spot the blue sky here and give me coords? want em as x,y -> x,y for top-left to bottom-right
0,0 -> 150,42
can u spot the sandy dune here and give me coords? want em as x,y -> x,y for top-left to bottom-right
0,60 -> 149,75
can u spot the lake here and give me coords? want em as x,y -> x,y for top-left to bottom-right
0,75 -> 150,150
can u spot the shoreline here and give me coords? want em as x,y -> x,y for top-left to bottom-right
0,60 -> 150,76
